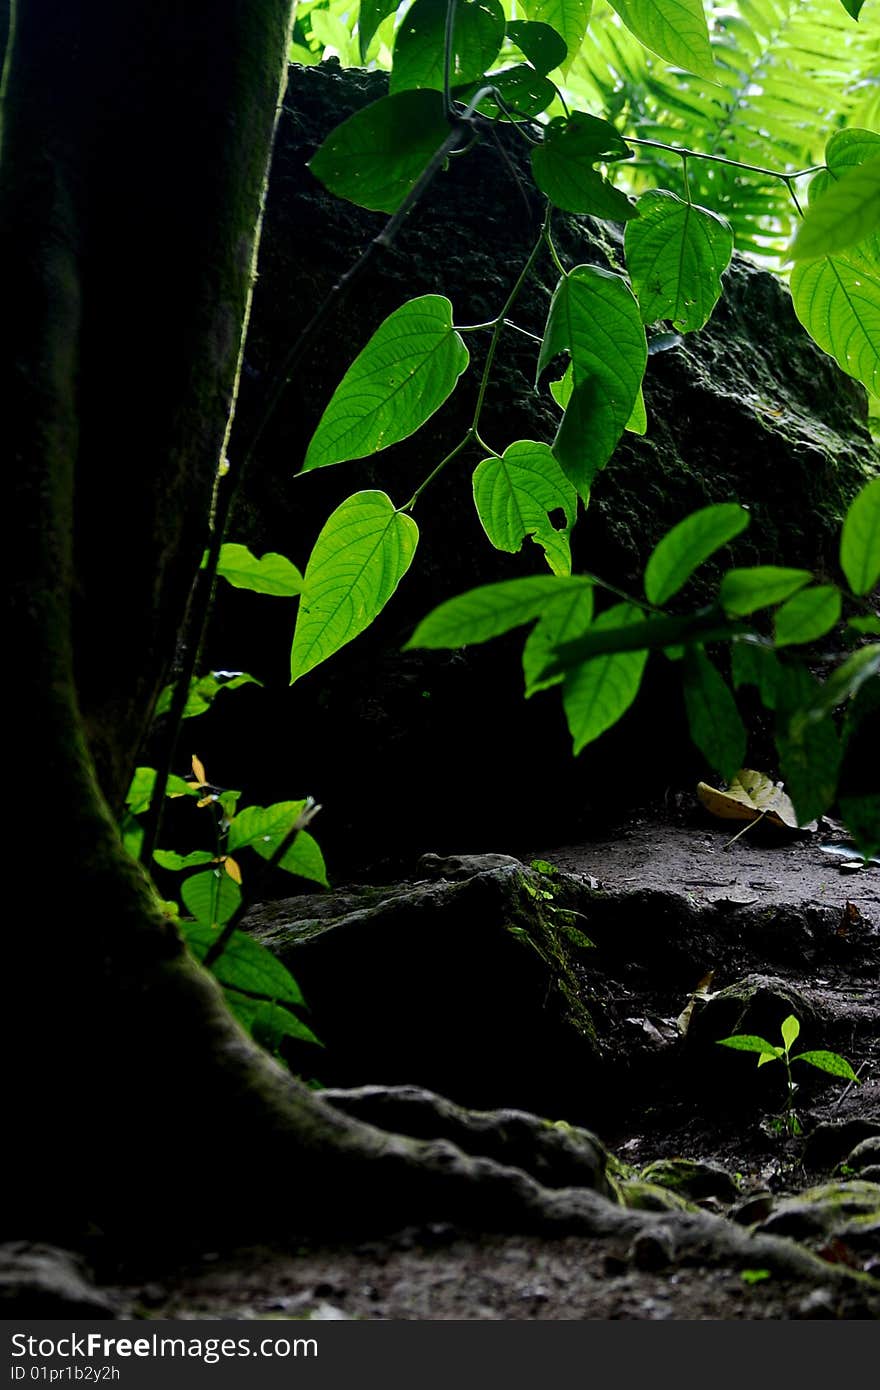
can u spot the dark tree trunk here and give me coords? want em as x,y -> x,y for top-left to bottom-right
0,0 -> 625,1253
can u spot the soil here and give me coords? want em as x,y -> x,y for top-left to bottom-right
31,798 -> 876,1322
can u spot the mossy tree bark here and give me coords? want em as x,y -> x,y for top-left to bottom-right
0,0 -> 618,1251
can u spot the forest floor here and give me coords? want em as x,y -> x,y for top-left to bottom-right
9,801 -> 879,1321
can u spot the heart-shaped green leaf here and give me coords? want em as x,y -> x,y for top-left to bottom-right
626,190 -> 733,332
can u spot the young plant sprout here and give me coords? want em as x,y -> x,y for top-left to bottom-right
717,1014 -> 860,1137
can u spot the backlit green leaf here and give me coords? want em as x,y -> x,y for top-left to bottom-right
539,608 -> 745,680
607,0 -> 716,81
790,255 -> 880,398
774,585 -> 842,647
523,586 -> 595,696
181,921 -> 304,1007
626,190 -> 733,332
472,440 -> 578,576
524,0 -> 591,60
731,639 -> 780,710
775,664 -> 842,825
563,604 -> 649,754
229,802 -> 329,887
840,477 -> 880,596
644,503 -> 749,606
506,19 -> 568,73
308,90 -> 451,213
682,646 -> 747,782
532,112 -> 635,218
391,0 -> 505,94
538,265 -> 647,498
248,1001 -> 320,1051
303,295 -> 469,472
780,1014 -> 800,1052
359,0 -> 401,62
790,156 -> 880,261
181,869 -> 241,929
791,644 -> 880,732
793,1050 -> 860,1082
407,574 -> 592,648
290,491 -> 418,681
717,1035 -> 780,1056
152,850 -> 214,871
216,543 -> 303,596
719,567 -> 812,617
840,793 -> 880,860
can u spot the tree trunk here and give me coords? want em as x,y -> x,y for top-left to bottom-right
0,0 -> 618,1252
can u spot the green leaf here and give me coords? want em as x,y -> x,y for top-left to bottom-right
303,295 -> 469,472
717,1035 -> 780,1056
391,0 -> 505,94
790,255 -> 880,399
840,477 -> 880,596
826,128 -> 880,179
780,1015 -> 800,1053
472,441 -> 578,576
249,1001 -> 320,1051
125,767 -> 199,815
839,794 -> 880,860
719,567 -> 812,618
838,1 -> 866,18
155,671 -> 263,721
506,19 -> 568,73
181,870 -> 241,929
463,65 -> 557,119
682,647 -> 747,782
181,922 -> 304,1007
626,385 -> 647,434
523,586 -> 595,696
290,491 -> 418,682
847,615 -> 880,636
793,1050 -> 860,1083
229,802 -> 328,887
523,0 -> 591,60
216,543 -> 303,597
152,850 -> 215,872
731,639 -> 780,710
791,644 -> 880,732
531,113 -> 636,219
408,574 -> 592,649
359,0 -> 400,61
625,190 -> 733,333
563,604 -> 649,754
790,156 -> 880,262
606,0 -> 716,81
644,503 -> 749,606
774,585 -> 842,648
775,664 -> 842,825
538,266 -> 647,498
308,90 -> 451,213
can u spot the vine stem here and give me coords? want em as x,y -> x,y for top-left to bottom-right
401,207 -> 551,512
626,136 -> 822,185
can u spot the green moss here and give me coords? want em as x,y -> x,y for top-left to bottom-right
506,870 -> 599,1048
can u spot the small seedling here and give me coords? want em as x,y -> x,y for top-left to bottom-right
717,1014 -> 860,1137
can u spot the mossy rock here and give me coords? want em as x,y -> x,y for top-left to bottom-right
757,1180 -> 880,1251
639,1157 -> 740,1203
617,1180 -> 697,1213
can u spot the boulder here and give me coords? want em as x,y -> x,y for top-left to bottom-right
178,60 -> 877,872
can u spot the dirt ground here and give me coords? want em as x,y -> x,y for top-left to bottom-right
7,802 -> 878,1321
80,804 -> 880,1320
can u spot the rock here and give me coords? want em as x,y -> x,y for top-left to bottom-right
638,1157 -> 740,1203
417,852 -> 523,880
628,1229 -> 677,1269
0,1243 -> 118,1317
730,1194 -> 775,1226
245,865 -> 600,1117
686,974 -> 818,1093
186,60 -> 877,870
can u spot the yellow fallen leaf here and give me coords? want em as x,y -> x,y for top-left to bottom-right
697,769 -> 816,833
